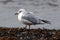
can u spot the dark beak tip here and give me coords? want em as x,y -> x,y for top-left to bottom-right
15,13 -> 18,15
15,13 -> 16,15
14,14 -> 16,15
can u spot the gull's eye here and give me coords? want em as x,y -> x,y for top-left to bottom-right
19,11 -> 22,13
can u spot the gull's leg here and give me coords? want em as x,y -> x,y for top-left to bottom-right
29,25 -> 30,29
25,25 -> 27,29
28,25 -> 31,33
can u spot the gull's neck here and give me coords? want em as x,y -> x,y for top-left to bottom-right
18,11 -> 27,21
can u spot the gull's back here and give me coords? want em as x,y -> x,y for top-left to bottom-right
21,12 -> 38,25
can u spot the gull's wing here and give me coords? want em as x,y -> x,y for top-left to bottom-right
22,12 -> 38,24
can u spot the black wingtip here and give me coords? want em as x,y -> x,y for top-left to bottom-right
41,20 -> 51,24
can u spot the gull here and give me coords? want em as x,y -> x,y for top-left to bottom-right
15,9 -> 51,29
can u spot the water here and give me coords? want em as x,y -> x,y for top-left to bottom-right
0,0 -> 60,29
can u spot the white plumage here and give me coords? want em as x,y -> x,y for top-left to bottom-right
15,9 -> 51,29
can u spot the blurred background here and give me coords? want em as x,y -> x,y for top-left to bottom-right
0,0 -> 60,29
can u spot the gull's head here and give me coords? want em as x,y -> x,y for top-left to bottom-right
15,9 -> 26,15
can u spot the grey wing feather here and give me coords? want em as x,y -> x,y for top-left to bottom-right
22,13 -> 37,24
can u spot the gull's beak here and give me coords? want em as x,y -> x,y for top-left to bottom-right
15,13 -> 18,15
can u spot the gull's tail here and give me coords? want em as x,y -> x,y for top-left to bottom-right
41,19 -> 51,24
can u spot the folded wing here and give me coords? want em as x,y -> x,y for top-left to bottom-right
22,12 -> 38,24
